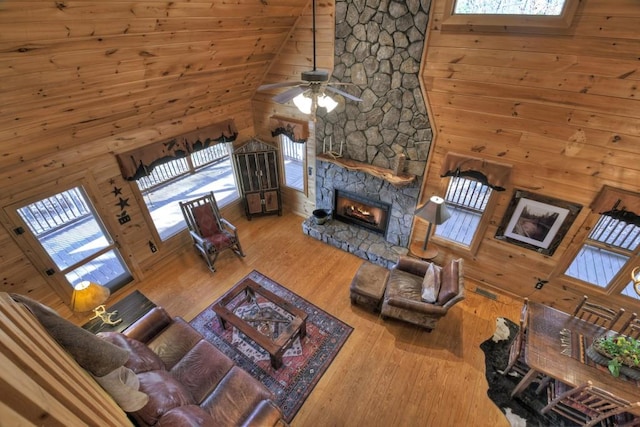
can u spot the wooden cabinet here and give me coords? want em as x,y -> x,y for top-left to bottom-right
233,139 -> 282,219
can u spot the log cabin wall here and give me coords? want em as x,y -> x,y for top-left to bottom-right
0,1 -> 309,313
1,0 -> 638,317
252,1 -> 334,218
419,0 -> 640,313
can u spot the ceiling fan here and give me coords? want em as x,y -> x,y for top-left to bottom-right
257,0 -> 362,115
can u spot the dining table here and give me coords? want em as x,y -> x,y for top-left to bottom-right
511,301 -> 640,413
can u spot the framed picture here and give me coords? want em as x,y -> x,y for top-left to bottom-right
495,190 -> 582,256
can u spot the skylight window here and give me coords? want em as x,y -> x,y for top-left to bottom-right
442,0 -> 578,31
453,0 -> 566,16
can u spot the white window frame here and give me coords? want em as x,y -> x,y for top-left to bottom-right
433,175 -> 498,256
441,0 -> 580,32
561,211 -> 640,302
278,134 -> 307,195
134,143 -> 239,241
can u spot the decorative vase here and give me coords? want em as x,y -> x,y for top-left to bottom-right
586,344 -> 640,381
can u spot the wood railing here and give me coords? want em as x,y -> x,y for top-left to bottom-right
0,293 -> 131,425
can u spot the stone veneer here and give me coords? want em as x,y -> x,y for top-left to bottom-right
303,0 -> 431,265
316,0 -> 432,176
302,216 -> 408,269
315,160 -> 420,247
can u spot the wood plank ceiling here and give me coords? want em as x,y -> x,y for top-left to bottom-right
0,0 -> 309,169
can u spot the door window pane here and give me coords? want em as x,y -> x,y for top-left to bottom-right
279,134 -> 305,192
16,187 -> 132,292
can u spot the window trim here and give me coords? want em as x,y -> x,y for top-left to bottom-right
132,142 -> 239,242
441,0 -> 580,32
431,175 -> 499,256
278,134 -> 308,196
554,206 -> 640,300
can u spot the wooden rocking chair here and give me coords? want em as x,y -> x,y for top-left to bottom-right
179,192 -> 245,272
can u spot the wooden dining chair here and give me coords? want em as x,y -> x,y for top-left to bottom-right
502,298 -> 551,394
542,380 -> 640,427
502,298 -> 530,377
572,295 -> 625,330
619,313 -> 640,340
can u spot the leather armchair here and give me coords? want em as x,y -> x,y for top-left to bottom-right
381,256 -> 464,331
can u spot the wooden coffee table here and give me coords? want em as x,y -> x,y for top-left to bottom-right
212,278 -> 307,369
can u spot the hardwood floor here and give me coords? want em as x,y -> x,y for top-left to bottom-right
113,210 -> 521,426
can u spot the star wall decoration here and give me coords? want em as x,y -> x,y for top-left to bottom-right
116,197 -> 130,210
112,186 -> 122,196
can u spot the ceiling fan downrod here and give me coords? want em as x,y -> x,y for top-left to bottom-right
302,0 -> 328,83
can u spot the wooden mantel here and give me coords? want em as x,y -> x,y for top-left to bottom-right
317,153 -> 416,187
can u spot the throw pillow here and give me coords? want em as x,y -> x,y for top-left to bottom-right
421,263 -> 441,303
93,366 -> 149,412
10,293 -> 129,377
98,332 -> 165,373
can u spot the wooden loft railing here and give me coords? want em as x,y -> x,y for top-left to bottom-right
0,293 -> 132,426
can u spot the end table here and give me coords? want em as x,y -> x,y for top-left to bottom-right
82,290 -> 156,334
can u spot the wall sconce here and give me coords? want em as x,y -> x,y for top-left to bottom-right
71,281 -> 121,326
414,196 -> 451,259
632,266 -> 640,296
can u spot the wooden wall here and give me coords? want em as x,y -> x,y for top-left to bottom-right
419,0 -> 640,312
252,0 -> 335,218
1,0 -> 638,317
0,0 -> 310,312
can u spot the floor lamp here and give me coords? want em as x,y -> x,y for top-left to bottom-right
413,196 -> 451,259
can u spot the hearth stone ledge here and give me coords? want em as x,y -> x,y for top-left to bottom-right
302,217 -> 408,269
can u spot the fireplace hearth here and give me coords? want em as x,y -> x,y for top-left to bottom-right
334,189 -> 391,237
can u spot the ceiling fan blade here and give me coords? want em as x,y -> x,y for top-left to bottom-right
273,86 -> 307,104
258,81 -> 303,91
326,85 -> 363,102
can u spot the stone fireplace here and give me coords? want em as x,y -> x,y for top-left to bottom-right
302,160 -> 419,268
334,189 -> 391,237
301,0 -> 432,268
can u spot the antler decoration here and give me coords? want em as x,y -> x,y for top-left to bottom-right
89,305 -> 123,326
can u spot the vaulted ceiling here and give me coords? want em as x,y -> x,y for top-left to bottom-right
0,0 -> 334,169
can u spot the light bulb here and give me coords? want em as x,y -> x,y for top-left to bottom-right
318,94 -> 338,112
293,93 -> 312,114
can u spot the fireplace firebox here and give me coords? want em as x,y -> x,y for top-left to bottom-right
334,189 -> 391,237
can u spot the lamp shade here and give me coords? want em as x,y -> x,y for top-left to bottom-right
414,196 -> 451,225
317,94 -> 338,112
71,281 -> 110,312
292,93 -> 312,114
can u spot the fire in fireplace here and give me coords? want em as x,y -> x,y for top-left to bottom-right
334,189 -> 391,236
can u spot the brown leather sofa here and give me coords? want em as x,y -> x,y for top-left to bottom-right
99,306 -> 286,427
380,256 -> 464,331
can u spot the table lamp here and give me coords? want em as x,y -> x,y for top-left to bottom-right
71,281 -> 121,326
414,195 -> 451,258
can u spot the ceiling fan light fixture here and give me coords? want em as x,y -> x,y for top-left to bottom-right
293,93 -> 312,114
318,94 -> 338,112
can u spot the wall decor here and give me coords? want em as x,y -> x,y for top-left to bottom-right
495,190 -> 582,255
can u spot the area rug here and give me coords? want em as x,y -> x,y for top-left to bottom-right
481,317 -> 578,427
189,270 -> 353,423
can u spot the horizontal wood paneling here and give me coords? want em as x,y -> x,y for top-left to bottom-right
421,0 -> 640,312
0,0 -> 307,305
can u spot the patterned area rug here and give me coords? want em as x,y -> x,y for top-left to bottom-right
481,317 -> 578,427
189,270 -> 353,423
